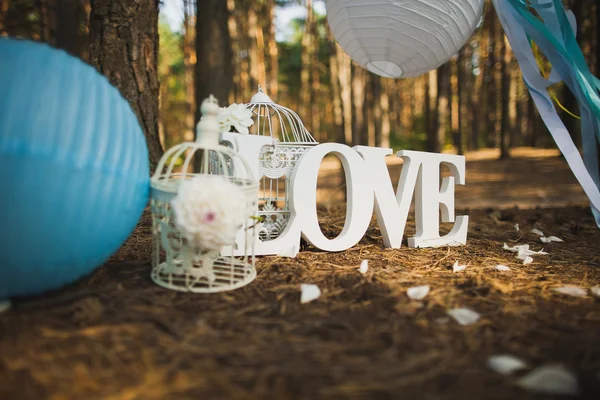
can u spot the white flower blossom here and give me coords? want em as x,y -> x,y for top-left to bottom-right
171,176 -> 247,252
216,103 -> 254,134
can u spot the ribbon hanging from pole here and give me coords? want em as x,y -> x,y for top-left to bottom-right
492,0 -> 600,227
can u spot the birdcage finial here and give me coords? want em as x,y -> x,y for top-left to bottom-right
195,95 -> 221,146
250,85 -> 273,104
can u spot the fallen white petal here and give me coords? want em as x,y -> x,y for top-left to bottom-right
504,243 -> 531,254
546,235 -> 564,243
300,284 -> 321,304
359,260 -> 369,274
517,247 -> 548,257
531,228 -> 544,236
591,286 -> 600,298
487,355 -> 528,375
522,256 -> 533,265
514,224 -> 520,232
554,286 -> 588,298
540,237 -> 551,243
494,265 -> 511,271
407,285 -> 430,300
447,308 -> 480,326
516,364 -> 579,396
504,243 -> 520,252
453,261 -> 467,273
0,300 -> 11,314
278,245 -> 299,258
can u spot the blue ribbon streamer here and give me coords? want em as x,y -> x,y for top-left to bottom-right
500,0 -> 600,226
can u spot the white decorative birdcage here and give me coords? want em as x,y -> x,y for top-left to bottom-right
150,95 -> 260,293
233,86 -> 318,242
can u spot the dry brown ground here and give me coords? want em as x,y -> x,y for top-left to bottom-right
1,148 -> 599,400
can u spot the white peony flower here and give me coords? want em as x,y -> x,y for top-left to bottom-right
216,103 -> 254,134
171,176 -> 247,252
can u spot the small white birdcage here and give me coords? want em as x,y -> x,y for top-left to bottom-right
150,95 -> 259,293
237,86 -> 318,242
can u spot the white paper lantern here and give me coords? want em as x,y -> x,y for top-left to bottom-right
326,0 -> 485,78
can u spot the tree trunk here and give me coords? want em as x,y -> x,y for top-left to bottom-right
366,75 -> 376,146
55,0 -> 86,57
413,76 -> 425,137
562,0 -> 582,148
380,78 -> 391,148
373,77 -> 382,147
300,0 -> 313,132
183,0 -> 196,141
37,0 -> 54,43
508,59 -> 518,147
227,0 -> 241,102
310,3 -> 321,140
453,50 -> 463,155
486,10 -> 498,149
426,69 -> 438,152
337,45 -> 353,145
437,63 -> 450,153
248,4 -> 266,90
351,64 -> 366,146
499,34 -> 511,159
471,40 -> 483,150
89,0 -> 163,170
527,95 -> 538,147
265,0 -> 278,97
195,0 -> 232,121
0,0 -> 10,34
329,34 -> 344,144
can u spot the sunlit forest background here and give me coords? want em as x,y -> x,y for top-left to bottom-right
1,0 -> 599,159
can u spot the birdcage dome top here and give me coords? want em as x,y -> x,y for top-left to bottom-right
242,86 -> 318,145
152,96 -> 257,195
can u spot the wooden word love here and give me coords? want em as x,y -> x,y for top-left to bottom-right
224,134 -> 468,256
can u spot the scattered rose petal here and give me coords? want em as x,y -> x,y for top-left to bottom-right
447,308 -> 481,326
504,243 -> 535,254
554,286 -> 588,298
359,260 -> 369,274
540,235 -> 563,244
453,261 -> 467,273
487,355 -> 528,375
514,224 -> 520,232
494,265 -> 511,271
522,256 -> 533,265
591,286 -> 600,298
300,284 -> 321,304
0,300 -> 11,314
407,285 -> 430,300
278,245 -> 299,258
504,243 -> 523,252
531,228 -> 544,236
516,364 -> 579,396
517,247 -> 548,257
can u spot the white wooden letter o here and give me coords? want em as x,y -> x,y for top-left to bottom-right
290,143 -> 374,252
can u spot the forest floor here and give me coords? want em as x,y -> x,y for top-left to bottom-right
1,147 -> 600,400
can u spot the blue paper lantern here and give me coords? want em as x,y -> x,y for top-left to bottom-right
0,38 -> 150,298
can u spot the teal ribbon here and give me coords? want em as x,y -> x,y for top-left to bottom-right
504,0 -> 600,226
